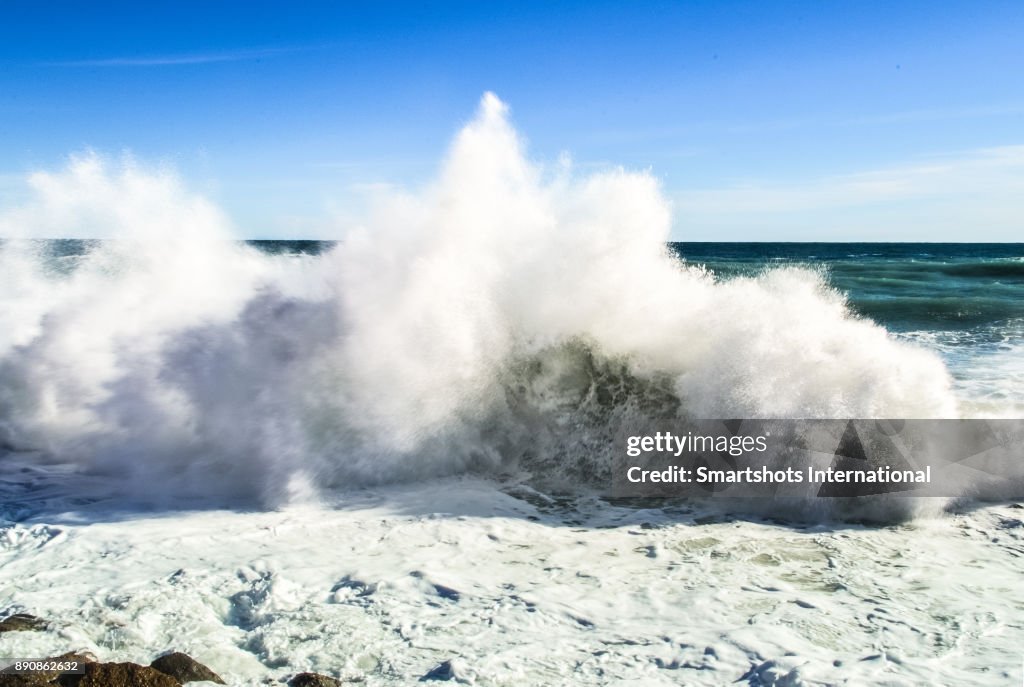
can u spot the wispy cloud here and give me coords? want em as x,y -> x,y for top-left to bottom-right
47,45 -> 305,67
674,145 -> 1024,241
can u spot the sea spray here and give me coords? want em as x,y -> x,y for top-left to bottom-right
0,94 -> 959,507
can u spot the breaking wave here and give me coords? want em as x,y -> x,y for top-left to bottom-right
0,94 -> 962,507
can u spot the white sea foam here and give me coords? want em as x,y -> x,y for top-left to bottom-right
899,322 -> 1024,418
1,482 -> 1022,686
0,94 -> 968,506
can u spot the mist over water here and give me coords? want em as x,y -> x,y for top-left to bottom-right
0,94 -> 972,507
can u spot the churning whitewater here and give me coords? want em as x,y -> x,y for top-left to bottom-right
0,94 -> 957,506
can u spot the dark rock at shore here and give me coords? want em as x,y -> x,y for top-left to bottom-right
0,660 -> 181,687
287,673 -> 342,687
0,670 -> 54,687
0,651 -> 97,686
73,662 -> 181,687
149,653 -> 224,684
0,614 -> 47,633
420,660 -> 455,681
0,673 -> 54,687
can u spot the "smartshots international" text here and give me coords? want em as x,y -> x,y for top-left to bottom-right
625,465 -> 932,485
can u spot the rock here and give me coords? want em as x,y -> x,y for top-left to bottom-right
0,614 -> 47,633
149,653 -> 224,684
0,651 -> 95,686
287,674 -> 342,687
0,654 -> 177,687
738,659 -> 806,687
74,662 -> 181,687
0,673 -> 54,686
420,660 -> 454,681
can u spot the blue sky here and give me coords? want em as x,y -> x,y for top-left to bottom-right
1,1 -> 1022,240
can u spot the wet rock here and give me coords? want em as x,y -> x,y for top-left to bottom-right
0,674 -> 54,686
0,668 -> 56,687
0,653 -> 95,686
420,660 -> 454,681
74,662 -> 181,687
287,674 -> 342,687
0,614 -> 47,633
738,660 -> 806,686
149,653 -> 224,684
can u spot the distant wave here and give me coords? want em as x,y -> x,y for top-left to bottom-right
0,94 -> 964,508
848,296 -> 1023,328
937,261 -> 1024,279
